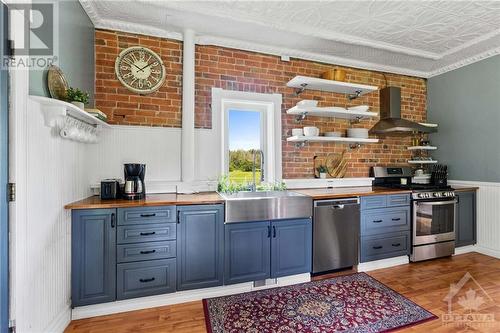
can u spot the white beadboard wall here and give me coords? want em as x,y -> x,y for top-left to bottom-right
15,100 -> 92,332
450,180 -> 500,258
86,126 -> 220,191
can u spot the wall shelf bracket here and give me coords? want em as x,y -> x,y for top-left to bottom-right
294,83 -> 308,96
294,112 -> 307,122
294,141 -> 307,148
349,143 -> 362,150
348,90 -> 362,100
349,116 -> 362,125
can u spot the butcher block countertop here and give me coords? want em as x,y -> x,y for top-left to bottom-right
452,186 -> 479,192
65,192 -> 224,209
65,185 -> 479,210
292,187 -> 412,200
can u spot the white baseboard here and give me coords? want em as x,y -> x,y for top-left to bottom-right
475,245 -> 500,259
72,273 -> 310,320
454,245 -> 477,255
44,307 -> 71,333
357,256 -> 409,272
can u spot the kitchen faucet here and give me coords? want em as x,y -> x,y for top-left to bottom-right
251,150 -> 264,191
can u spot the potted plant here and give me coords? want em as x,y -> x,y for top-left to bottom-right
66,87 -> 89,109
317,165 -> 328,179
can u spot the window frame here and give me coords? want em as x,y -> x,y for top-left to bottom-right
212,88 -> 282,183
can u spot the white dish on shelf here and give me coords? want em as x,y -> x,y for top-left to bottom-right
347,128 -> 369,139
348,105 -> 369,112
303,126 -> 319,137
324,131 -> 342,137
297,100 -> 318,107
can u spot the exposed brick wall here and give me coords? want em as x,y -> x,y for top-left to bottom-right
94,30 -> 182,126
195,45 -> 427,178
95,29 -> 427,178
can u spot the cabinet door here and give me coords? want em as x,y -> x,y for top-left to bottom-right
456,191 -> 477,247
271,219 -> 312,278
71,209 -> 116,306
225,221 -> 271,285
177,205 -> 224,290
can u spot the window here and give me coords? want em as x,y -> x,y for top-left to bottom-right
228,109 -> 263,184
212,89 -> 282,185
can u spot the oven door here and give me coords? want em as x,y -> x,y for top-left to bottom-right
413,199 -> 457,245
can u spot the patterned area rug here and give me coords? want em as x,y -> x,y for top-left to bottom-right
203,273 -> 437,333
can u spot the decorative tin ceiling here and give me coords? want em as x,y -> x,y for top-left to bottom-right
81,0 -> 500,77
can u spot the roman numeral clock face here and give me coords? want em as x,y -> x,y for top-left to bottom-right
115,46 -> 166,95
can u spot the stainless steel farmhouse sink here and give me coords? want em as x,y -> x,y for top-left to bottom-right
220,191 -> 312,223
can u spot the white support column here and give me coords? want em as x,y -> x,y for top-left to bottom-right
181,28 -> 195,183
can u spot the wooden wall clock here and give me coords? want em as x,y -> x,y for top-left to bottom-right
114,46 -> 166,95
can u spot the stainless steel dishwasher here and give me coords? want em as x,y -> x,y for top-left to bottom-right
313,197 -> 360,274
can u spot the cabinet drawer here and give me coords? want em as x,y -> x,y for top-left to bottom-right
117,259 -> 176,300
118,206 -> 176,225
360,233 -> 409,262
361,207 -> 410,236
361,196 -> 387,210
117,223 -> 176,244
117,241 -> 176,263
387,194 -> 410,207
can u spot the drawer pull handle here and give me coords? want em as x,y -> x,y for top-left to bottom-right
373,245 -> 383,250
140,213 -> 156,217
139,277 -> 155,283
392,243 -> 401,247
140,231 -> 156,236
392,218 -> 401,221
372,220 -> 383,223
140,250 -> 156,254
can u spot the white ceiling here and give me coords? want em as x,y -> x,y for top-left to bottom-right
81,0 -> 500,78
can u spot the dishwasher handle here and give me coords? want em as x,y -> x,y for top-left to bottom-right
314,197 -> 360,208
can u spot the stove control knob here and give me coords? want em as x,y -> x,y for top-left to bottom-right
418,193 -> 424,198
433,193 -> 440,197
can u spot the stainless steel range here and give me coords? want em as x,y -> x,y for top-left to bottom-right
371,166 -> 456,262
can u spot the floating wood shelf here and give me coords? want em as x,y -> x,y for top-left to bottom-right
30,95 -> 111,128
408,160 -> 438,164
287,75 -> 378,98
287,106 -> 378,120
407,146 -> 437,150
287,135 -> 379,144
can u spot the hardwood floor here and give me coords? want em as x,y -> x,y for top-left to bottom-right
65,252 -> 500,333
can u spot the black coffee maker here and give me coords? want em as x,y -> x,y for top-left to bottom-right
123,163 -> 146,200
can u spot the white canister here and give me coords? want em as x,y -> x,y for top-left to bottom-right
291,128 -> 304,136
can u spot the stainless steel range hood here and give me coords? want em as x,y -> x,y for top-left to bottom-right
369,87 -> 436,135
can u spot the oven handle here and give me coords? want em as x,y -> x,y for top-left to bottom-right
415,199 -> 457,206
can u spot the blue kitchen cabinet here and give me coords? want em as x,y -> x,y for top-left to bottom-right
360,194 -> 411,263
177,204 -> 224,290
456,190 -> 477,247
225,221 -> 271,284
225,218 -> 312,284
71,209 -> 116,307
271,219 -> 312,278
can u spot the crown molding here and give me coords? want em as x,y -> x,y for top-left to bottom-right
427,45 -> 500,78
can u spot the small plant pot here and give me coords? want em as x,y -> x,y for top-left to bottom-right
319,172 -> 327,179
71,101 -> 84,109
